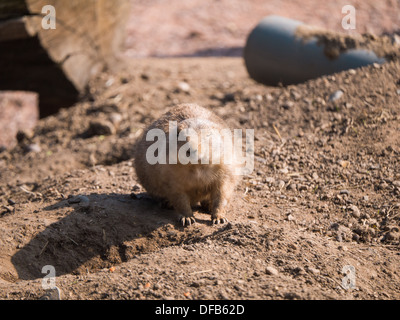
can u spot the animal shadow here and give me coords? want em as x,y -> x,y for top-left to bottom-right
11,192 -> 182,280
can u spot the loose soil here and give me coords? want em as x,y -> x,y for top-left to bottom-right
1,53 -> 400,299
295,25 -> 400,60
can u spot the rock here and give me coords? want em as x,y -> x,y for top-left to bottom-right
286,213 -> 295,221
214,280 -> 223,286
329,90 -> 344,102
2,205 -> 13,213
16,129 -> 34,144
88,119 -> 116,136
190,281 -> 203,288
264,177 -> 275,185
105,78 -> 114,87
277,180 -> 285,189
141,73 -> 150,80
223,93 -> 235,102
293,266 -> 305,275
287,183 -> 297,191
307,267 -> 320,275
392,34 -> 400,46
78,197 -> 90,208
153,283 -> 161,290
298,185 -> 308,191
265,266 -> 279,276
352,233 -> 360,241
339,160 -> 350,168
108,112 -> 123,126
348,205 -> 361,218
39,287 -> 62,300
385,231 -> 400,241
284,292 -> 301,300
281,101 -> 294,110
26,143 -> 41,153
369,164 -> 380,170
176,81 -> 191,93
392,181 -> 400,187
279,167 -> 289,174
68,195 -> 90,208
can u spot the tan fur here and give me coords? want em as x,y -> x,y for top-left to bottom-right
134,103 -> 240,226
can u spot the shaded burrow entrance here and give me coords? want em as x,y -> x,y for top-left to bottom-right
0,36 -> 80,118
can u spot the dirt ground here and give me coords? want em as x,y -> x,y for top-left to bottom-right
0,53 -> 400,299
1,0 -> 400,301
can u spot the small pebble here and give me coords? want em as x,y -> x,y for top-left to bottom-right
348,205 -> 361,218
2,205 -> 13,213
177,81 -> 190,93
307,267 -> 320,275
265,266 -> 279,276
88,120 -> 116,136
298,185 -> 308,191
108,113 -> 123,125
264,177 -> 275,184
281,101 -> 294,110
392,181 -> 400,187
39,287 -> 62,300
26,143 -> 41,153
329,90 -> 344,102
286,213 -> 295,221
68,195 -> 90,208
386,231 -> 399,241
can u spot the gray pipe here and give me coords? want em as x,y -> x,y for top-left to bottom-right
244,16 -> 386,86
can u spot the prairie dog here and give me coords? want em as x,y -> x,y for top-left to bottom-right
134,103 -> 240,226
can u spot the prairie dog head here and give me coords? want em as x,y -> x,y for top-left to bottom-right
175,118 -> 235,166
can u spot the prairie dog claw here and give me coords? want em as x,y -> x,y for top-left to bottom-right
179,216 -> 196,226
212,216 -> 228,225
